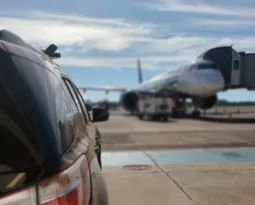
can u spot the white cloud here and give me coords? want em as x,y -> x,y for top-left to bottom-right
139,0 -> 255,17
142,36 -> 208,53
197,19 -> 255,28
1,9 -> 255,70
128,35 -> 255,56
55,35 -> 255,70
140,0 -> 232,15
56,55 -> 191,71
0,10 -> 155,51
138,0 -> 255,33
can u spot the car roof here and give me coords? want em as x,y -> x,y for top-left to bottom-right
0,29 -> 66,77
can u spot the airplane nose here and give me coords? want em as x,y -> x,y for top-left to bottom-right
202,70 -> 225,94
172,69 -> 225,96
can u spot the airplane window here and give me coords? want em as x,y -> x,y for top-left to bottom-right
197,63 -> 218,70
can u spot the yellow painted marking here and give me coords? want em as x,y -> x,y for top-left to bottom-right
7,173 -> 25,188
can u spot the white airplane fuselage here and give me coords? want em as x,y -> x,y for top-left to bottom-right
135,59 -> 224,97
79,58 -> 225,113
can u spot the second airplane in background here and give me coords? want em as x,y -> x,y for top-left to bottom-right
79,58 -> 225,117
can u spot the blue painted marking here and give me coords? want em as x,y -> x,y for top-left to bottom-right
102,151 -> 153,166
102,148 -> 255,166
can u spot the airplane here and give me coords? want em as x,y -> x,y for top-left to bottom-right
79,58 -> 225,118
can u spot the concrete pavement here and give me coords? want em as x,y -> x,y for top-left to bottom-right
96,115 -> 255,151
104,162 -> 255,205
98,113 -> 255,205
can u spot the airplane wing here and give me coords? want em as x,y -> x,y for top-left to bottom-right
79,86 -> 128,93
78,59 -> 142,95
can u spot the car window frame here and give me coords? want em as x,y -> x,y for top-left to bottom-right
62,77 -> 90,124
73,84 -> 92,123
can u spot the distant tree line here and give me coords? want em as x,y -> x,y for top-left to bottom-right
185,99 -> 255,107
216,100 -> 255,106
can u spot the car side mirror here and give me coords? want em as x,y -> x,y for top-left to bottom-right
92,107 -> 109,122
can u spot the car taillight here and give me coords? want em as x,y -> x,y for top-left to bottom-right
0,155 -> 90,205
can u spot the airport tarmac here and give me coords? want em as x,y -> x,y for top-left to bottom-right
96,114 -> 255,151
207,106 -> 255,114
96,113 -> 255,205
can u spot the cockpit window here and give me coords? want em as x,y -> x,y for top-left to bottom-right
197,63 -> 218,70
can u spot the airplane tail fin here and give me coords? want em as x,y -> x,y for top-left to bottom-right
137,58 -> 143,84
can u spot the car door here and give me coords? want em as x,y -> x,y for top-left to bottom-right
62,77 -> 109,205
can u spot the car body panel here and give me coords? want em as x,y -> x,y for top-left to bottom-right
0,31 -> 108,205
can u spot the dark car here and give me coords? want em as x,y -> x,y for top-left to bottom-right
0,29 -> 109,205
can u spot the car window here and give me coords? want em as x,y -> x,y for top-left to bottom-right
50,74 -> 82,151
74,86 -> 91,122
63,80 -> 81,111
62,78 -> 90,123
11,54 -> 83,152
57,87 -> 78,150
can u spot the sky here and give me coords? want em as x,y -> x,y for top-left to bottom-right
1,0 -> 255,102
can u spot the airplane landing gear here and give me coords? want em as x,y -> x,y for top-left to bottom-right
171,98 -> 187,118
191,109 -> 201,118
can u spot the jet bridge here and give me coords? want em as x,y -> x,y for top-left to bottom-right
197,46 -> 255,90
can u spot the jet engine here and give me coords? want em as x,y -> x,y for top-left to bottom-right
192,95 -> 217,110
120,92 -> 139,110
